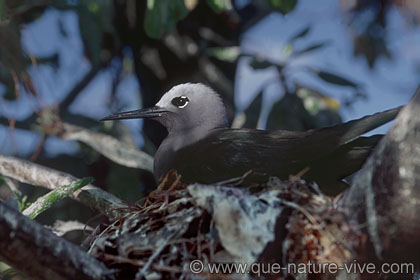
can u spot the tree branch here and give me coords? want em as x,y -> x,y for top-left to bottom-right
0,201 -> 116,280
343,86 -> 420,262
60,66 -> 100,110
22,177 -> 94,219
60,123 -> 154,172
0,154 -> 126,219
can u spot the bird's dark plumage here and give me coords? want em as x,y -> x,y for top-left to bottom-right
101,83 -> 402,193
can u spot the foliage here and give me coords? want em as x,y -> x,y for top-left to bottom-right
0,0 -> 417,277
0,267 -> 27,280
269,0 -> 297,15
0,175 -> 30,211
0,1 -> 415,267
16,195 -> 30,212
207,0 -> 230,13
145,0 -> 189,39
0,0 -> 409,197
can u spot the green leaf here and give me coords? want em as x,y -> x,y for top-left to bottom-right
294,42 -> 327,56
295,84 -> 342,127
289,25 -> 310,43
310,69 -> 359,88
266,94 -> 314,131
0,0 -> 5,21
249,57 -> 274,70
243,90 -> 263,129
76,1 -> 116,67
207,0 -> 231,13
0,267 -> 25,280
206,46 -> 240,62
17,195 -> 30,212
0,176 -> 26,210
23,177 -> 94,219
269,0 -> 297,15
295,84 -> 340,112
145,0 -> 189,39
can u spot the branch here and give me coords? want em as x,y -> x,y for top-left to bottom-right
0,201 -> 116,280
60,66 -> 100,110
0,115 -> 36,130
22,177 -> 94,219
60,123 -> 154,172
87,179 -> 360,279
0,154 -> 126,219
0,65 -> 100,132
343,86 -> 420,261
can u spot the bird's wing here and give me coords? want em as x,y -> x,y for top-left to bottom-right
173,106 -> 401,184
172,128 -> 331,183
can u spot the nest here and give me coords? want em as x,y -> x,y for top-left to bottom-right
84,172 -> 362,280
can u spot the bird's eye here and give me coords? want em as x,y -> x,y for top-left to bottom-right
171,96 -> 189,108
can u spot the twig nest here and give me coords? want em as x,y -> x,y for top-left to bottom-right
86,177 -> 361,280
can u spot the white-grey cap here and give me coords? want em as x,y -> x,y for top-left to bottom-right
101,83 -> 230,181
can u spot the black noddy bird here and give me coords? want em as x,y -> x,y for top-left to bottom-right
101,83 -> 401,192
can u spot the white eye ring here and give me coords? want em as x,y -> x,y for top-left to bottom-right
171,96 -> 189,108
178,102 -> 188,108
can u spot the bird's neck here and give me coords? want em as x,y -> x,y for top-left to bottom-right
153,126 -> 221,182
164,125 -> 218,151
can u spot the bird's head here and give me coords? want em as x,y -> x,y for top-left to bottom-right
101,83 -> 229,133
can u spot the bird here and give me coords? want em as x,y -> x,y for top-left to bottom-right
101,83 -> 401,193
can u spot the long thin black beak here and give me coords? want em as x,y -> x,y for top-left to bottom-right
100,106 -> 168,121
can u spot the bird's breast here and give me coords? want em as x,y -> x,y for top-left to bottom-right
153,129 -> 221,182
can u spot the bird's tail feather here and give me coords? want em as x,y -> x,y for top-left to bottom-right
337,106 -> 402,145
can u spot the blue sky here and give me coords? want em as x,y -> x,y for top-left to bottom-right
236,0 -> 418,130
0,0 -> 419,157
